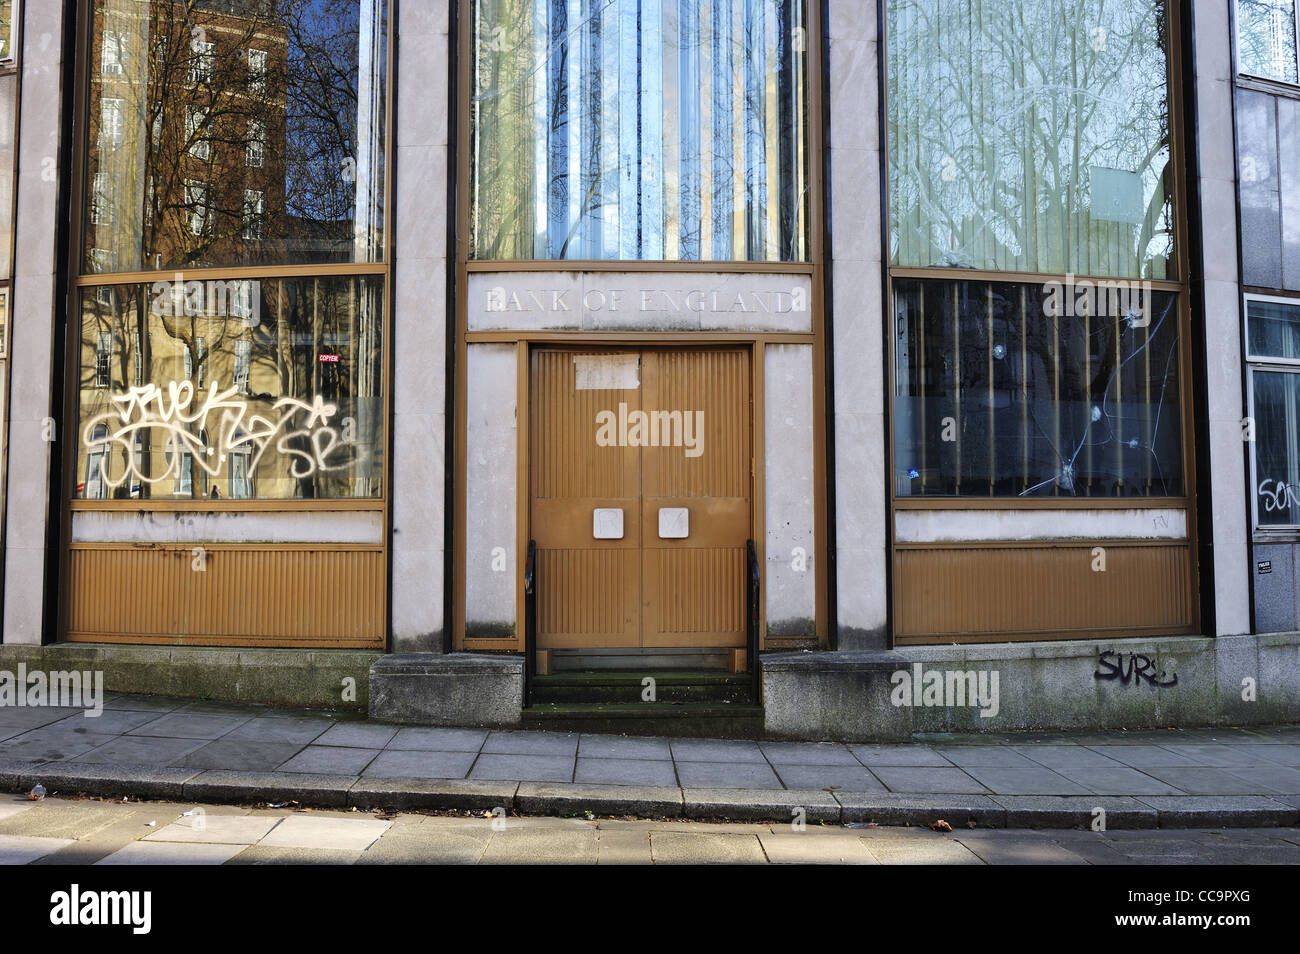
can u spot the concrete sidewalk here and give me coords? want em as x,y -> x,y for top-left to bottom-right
2,693 -> 1300,828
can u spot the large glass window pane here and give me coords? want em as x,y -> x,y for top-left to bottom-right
1238,0 -> 1299,83
887,0 -> 1174,279
1247,298 -> 1300,360
76,275 -> 384,500
84,0 -> 388,273
893,278 -> 1183,498
1253,369 -> 1300,526
470,0 -> 810,262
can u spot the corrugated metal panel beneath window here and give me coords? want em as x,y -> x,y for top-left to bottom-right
67,544 -> 385,648
894,542 -> 1194,644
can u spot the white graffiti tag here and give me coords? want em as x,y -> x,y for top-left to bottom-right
82,380 -> 363,491
1259,478 -> 1300,515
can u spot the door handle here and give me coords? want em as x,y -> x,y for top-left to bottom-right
658,508 -> 689,539
593,508 -> 624,540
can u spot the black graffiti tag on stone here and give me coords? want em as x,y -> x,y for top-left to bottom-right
1094,650 -> 1178,688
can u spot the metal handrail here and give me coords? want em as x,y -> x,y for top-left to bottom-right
746,539 -> 760,701
523,539 -> 537,704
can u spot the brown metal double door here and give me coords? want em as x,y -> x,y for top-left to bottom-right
530,347 -> 751,651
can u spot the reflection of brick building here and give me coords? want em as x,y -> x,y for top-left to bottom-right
85,0 -> 289,274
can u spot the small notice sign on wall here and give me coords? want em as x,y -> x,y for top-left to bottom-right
1258,561 -> 1273,575
574,354 -> 640,391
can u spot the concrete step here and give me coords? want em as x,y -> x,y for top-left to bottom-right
522,702 -> 765,738
530,670 -> 755,705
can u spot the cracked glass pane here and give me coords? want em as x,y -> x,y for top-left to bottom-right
893,277 -> 1184,498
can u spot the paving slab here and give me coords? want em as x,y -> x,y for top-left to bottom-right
67,710 -> 161,734
1087,744 -> 1202,768
772,764 -> 886,793
69,735 -> 210,766
314,723 -> 399,749
1138,766 -> 1281,796
669,739 -> 766,763
1059,766 -> 1185,796
470,753 -> 574,783
857,831 -> 985,864
362,749 -> 477,780
757,831 -> 879,864
675,760 -> 783,790
386,727 -> 489,752
0,834 -> 74,864
222,717 -> 337,745
259,814 -> 391,851
172,740 -> 307,772
127,712 -> 251,740
871,766 -> 989,794
482,731 -> 580,757
683,787 -> 840,823
1010,744 -> 1126,771
1223,764 -> 1300,794
357,817 -> 494,864
848,744 -> 952,767
0,799 -> 34,823
145,813 -> 282,844
952,830 -> 1091,864
759,742 -> 860,766
0,733 -> 120,763
1152,743 -> 1279,768
276,746 -> 379,776
578,735 -> 672,761
96,841 -> 248,865
595,828 -> 655,864
933,746 -> 1042,769
515,782 -> 683,818
650,830 -> 766,864
575,757 -> 678,787
480,826 -> 598,864
1235,744 -> 1300,766
101,695 -> 186,712
963,766 -> 1093,796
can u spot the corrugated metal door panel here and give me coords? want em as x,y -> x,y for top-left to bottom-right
67,546 -> 384,648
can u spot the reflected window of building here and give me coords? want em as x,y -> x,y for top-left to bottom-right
99,97 -> 123,149
468,0 -> 811,262
243,190 -> 264,241
1238,0 -> 1300,83
102,28 -> 127,76
189,37 -> 214,86
246,118 -> 265,168
185,105 -> 209,160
